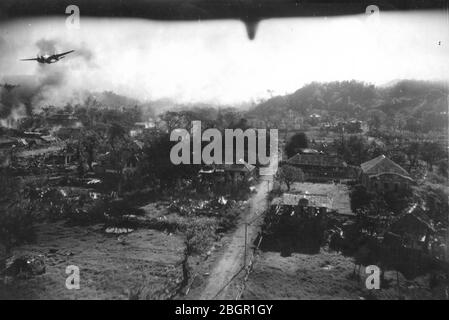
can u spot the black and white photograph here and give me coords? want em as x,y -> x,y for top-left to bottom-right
0,0 -> 448,305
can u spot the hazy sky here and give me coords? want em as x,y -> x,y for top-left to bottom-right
0,11 -> 448,105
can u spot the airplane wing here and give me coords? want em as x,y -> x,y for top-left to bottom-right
20,58 -> 38,61
52,50 -> 75,59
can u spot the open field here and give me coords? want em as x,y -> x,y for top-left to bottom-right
0,222 -> 186,300
242,250 -> 442,300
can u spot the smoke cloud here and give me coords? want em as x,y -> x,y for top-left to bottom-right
0,13 -> 447,126
0,37 -> 96,124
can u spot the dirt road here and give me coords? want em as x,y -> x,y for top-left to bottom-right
199,178 -> 272,299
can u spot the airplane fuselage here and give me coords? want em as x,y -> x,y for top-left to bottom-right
37,55 -> 61,64
21,50 -> 74,64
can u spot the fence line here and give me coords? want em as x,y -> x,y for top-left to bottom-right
235,234 -> 263,300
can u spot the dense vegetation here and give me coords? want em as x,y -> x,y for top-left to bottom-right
247,80 -> 448,134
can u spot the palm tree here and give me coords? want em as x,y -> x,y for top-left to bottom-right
107,123 -> 129,196
81,129 -> 100,172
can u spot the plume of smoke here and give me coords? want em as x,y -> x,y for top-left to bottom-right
1,68 -> 67,117
36,38 -> 58,55
0,37 -> 96,126
0,35 -> 156,127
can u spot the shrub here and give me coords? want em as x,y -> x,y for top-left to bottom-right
183,218 -> 217,255
218,208 -> 240,233
0,204 -> 36,257
350,184 -> 373,212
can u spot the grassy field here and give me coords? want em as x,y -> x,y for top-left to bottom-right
242,250 -> 440,300
0,196 -> 249,300
0,222 -> 186,300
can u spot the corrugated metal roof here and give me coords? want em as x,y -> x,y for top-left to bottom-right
272,193 -> 332,208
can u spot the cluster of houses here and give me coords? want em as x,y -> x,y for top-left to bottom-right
274,148 -> 449,262
0,130 -> 70,170
320,119 -> 365,134
283,147 -> 414,191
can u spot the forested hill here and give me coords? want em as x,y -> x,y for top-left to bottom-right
246,80 -> 448,132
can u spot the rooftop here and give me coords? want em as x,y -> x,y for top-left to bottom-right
199,162 -> 257,174
361,155 -> 412,179
272,192 -> 332,208
213,163 -> 256,173
391,204 -> 435,234
287,153 -> 346,168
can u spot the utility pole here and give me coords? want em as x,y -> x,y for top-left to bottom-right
243,222 -> 247,268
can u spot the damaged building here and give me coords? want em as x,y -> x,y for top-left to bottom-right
261,193 -> 333,256
199,163 -> 257,185
389,204 -> 436,253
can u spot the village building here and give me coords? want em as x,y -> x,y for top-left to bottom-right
285,153 -> 352,182
21,131 -> 45,147
360,155 -> 414,192
94,152 -> 139,176
389,204 -> 435,252
271,192 -> 332,216
308,113 -> 322,126
199,163 -> 257,185
321,119 -> 363,134
297,148 -> 321,155
245,116 -> 266,128
264,192 -> 332,255
130,119 -> 156,137
47,113 -> 81,128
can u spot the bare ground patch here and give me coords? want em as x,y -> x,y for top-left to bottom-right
0,222 -> 186,300
242,250 -> 439,300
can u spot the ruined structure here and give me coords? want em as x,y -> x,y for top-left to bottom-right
199,163 -> 257,185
